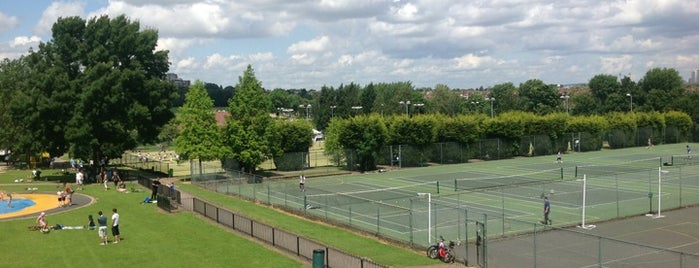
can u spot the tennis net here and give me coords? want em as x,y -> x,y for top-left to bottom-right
454,168 -> 563,191
575,157 -> 661,177
303,182 -> 434,211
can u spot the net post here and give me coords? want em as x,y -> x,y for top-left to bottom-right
436,181 -> 440,194
575,165 -> 578,178
408,199 -> 413,246
464,209 -> 468,266
303,195 -> 307,215
454,179 -> 457,191
560,167 -> 563,180
376,207 -> 380,234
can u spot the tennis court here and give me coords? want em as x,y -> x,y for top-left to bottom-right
194,143 -> 699,267
486,205 -> 699,268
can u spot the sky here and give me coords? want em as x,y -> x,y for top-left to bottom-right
0,0 -> 698,90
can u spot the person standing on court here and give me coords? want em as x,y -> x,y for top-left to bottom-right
542,196 -> 551,225
98,211 -> 108,245
556,151 -> 562,164
299,175 -> 306,192
111,208 -> 120,244
687,145 -> 693,160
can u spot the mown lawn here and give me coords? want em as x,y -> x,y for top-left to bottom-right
178,183 -> 438,267
0,170 -> 303,268
1,166 -> 438,267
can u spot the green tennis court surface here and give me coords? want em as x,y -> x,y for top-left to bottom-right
486,205 -> 699,268
195,143 -> 699,267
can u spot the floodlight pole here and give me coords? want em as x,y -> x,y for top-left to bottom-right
485,97 -> 495,118
626,93 -> 633,112
417,192 -> 432,244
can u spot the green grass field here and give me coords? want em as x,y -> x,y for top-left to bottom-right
0,165 -> 437,267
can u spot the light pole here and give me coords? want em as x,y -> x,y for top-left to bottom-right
330,105 -> 337,119
413,103 -> 424,115
560,94 -> 570,114
626,93 -> 633,112
417,192 -> 432,244
299,104 -> 311,119
399,100 -> 411,116
485,97 -> 495,118
351,106 -> 362,115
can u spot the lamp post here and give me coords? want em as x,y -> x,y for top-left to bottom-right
417,192 -> 432,244
560,94 -> 570,114
626,93 -> 633,112
413,103 -> 424,115
299,104 -> 311,119
399,100 -> 411,116
485,97 -> 495,118
330,105 -> 337,118
351,106 -> 362,115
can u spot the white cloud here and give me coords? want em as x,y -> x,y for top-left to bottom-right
288,36 -> 330,54
34,2 -> 84,35
3,0 -> 699,89
600,55 -> 634,75
10,36 -> 41,47
0,12 -> 18,34
287,36 -> 332,65
453,54 -> 494,70
157,38 -> 209,57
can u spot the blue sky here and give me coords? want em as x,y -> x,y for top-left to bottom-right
1,0 -> 698,89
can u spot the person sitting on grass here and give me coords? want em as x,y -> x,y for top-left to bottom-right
117,181 -> 128,193
88,214 -> 96,230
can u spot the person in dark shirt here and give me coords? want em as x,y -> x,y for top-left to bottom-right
151,179 -> 161,201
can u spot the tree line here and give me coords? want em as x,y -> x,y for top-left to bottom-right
2,14 -> 697,174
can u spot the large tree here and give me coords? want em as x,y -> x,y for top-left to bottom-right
223,65 -> 274,172
488,82 -> 519,115
638,68 -> 684,112
428,84 -> 463,116
175,81 -> 226,170
69,15 -> 174,163
11,15 -> 175,165
518,79 -> 559,114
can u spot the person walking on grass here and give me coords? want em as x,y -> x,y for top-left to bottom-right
111,208 -> 120,244
98,211 -> 108,245
75,169 -> 84,190
542,196 -> 551,225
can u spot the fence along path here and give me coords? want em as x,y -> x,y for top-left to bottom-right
154,178 -> 387,268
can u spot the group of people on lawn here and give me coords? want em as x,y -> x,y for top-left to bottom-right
36,209 -> 121,245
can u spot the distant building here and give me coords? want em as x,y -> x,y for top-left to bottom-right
690,69 -> 699,84
165,73 -> 191,88
215,110 -> 229,126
